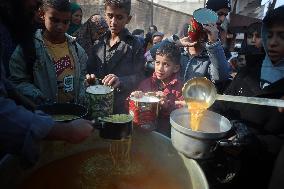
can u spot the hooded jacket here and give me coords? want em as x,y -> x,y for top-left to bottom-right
210,6 -> 284,189
9,29 -> 88,105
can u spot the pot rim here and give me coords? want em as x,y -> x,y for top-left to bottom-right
86,85 -> 114,95
170,108 -> 231,139
37,103 -> 88,122
98,114 -> 133,124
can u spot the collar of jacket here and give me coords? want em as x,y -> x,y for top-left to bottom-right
34,29 -> 76,43
188,49 -> 209,59
103,28 -> 133,43
152,72 -> 180,87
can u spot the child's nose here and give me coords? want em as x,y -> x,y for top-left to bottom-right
56,23 -> 65,31
111,17 -> 118,25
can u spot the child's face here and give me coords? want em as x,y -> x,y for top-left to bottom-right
247,31 -> 262,48
104,6 -> 131,35
152,35 -> 163,45
42,7 -> 71,38
267,24 -> 284,64
154,54 -> 180,82
72,9 -> 82,25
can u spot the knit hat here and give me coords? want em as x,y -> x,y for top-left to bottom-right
70,2 -> 81,14
206,0 -> 231,12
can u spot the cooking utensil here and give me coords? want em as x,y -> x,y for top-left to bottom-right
193,8 -> 218,25
170,107 -> 232,159
37,103 -> 88,122
92,114 -> 133,140
182,77 -> 284,108
7,130 -> 208,189
129,95 -> 160,131
86,85 -> 114,119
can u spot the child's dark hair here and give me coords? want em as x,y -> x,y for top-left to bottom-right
263,5 -> 284,27
105,0 -> 131,15
247,22 -> 262,36
42,0 -> 71,12
156,42 -> 181,65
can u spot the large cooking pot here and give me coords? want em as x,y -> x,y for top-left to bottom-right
86,85 -> 114,119
170,108 -> 232,159
1,129 -> 209,189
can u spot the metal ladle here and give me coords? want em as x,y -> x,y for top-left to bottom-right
182,77 -> 284,108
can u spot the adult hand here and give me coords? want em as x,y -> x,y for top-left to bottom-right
278,96 -> 284,113
66,119 -> 94,143
203,23 -> 219,43
85,74 -> 96,86
180,36 -> 198,47
102,74 -> 120,88
47,119 -> 94,143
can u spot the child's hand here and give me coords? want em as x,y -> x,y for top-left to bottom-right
175,100 -> 187,107
131,91 -> 144,98
155,91 -> 167,107
180,36 -> 198,47
102,74 -> 120,88
85,74 -> 96,86
155,91 -> 165,99
203,23 -> 219,43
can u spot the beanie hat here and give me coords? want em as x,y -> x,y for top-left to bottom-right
70,2 -> 81,14
206,0 -> 231,12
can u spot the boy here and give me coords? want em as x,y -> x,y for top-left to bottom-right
86,0 -> 145,114
9,0 -> 88,105
131,42 -> 183,137
0,0 -> 93,168
210,5 -> 284,189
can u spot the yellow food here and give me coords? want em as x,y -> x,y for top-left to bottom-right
21,148 -> 184,189
52,114 -> 79,121
186,100 -> 209,131
99,114 -> 133,123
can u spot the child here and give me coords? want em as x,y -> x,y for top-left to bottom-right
9,0 -> 88,105
67,2 -> 83,35
210,5 -> 284,189
86,0 -> 145,114
131,42 -> 184,137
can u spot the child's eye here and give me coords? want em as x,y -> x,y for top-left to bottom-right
117,15 -> 123,20
107,14 -> 113,19
279,33 -> 284,40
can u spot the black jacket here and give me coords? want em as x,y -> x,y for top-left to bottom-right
212,58 -> 284,155
210,58 -> 284,189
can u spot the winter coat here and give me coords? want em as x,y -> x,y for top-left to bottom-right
210,7 -> 284,188
9,29 -> 88,105
87,29 -> 145,114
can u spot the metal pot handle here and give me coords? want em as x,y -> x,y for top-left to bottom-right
210,136 -> 241,152
91,119 -> 104,129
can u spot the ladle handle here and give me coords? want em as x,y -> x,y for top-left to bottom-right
216,94 -> 284,108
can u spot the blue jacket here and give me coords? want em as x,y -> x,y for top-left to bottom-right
9,30 -> 88,105
147,36 -> 229,84
0,39 -> 54,165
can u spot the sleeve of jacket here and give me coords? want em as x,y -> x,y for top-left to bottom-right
0,94 -> 54,165
8,46 -> 44,101
76,43 -> 88,105
119,39 -> 146,91
206,40 -> 230,83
